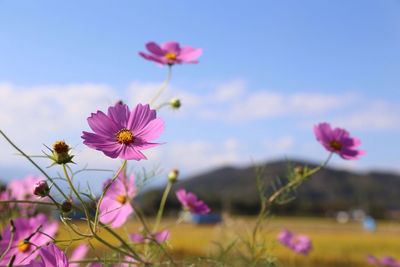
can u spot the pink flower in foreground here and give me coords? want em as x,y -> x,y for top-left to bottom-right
314,122 -> 364,160
99,173 -> 136,228
139,41 -> 202,66
277,229 -> 312,255
82,103 -> 164,160
29,243 -> 68,267
367,255 -> 400,267
130,230 -> 170,244
0,214 -> 58,265
176,189 -> 210,214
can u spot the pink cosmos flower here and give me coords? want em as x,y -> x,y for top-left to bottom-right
0,214 -> 58,265
69,244 -> 89,267
82,103 -> 164,160
176,189 -> 210,214
367,255 -> 400,267
129,230 -> 170,244
29,243 -> 69,267
314,122 -> 364,160
8,175 -> 43,214
277,229 -> 312,255
99,172 -> 136,228
139,41 -> 202,66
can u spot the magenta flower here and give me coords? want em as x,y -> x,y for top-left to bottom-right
28,243 -> 68,267
99,172 -> 136,228
367,255 -> 400,267
314,122 -> 364,160
82,103 -> 164,160
139,41 -> 202,66
277,229 -> 312,255
130,230 -> 170,244
0,214 -> 58,265
176,189 -> 210,214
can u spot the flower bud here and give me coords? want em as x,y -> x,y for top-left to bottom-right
61,201 -> 72,213
33,181 -> 50,197
294,166 -> 305,177
50,140 -> 74,165
167,169 -> 179,183
170,98 -> 181,110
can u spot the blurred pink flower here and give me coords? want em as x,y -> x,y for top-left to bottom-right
176,189 -> 210,214
0,214 -> 58,265
314,122 -> 364,160
8,175 -> 42,214
277,229 -> 312,255
129,230 -> 170,244
82,103 -> 164,160
69,244 -> 89,267
367,255 -> 400,267
29,243 -> 68,267
139,41 -> 202,66
99,173 -> 136,228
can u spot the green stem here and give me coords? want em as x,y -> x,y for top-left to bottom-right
62,164 -> 95,235
0,130 -> 69,201
153,181 -> 172,232
0,200 -> 56,206
94,160 -> 127,230
150,66 -> 172,107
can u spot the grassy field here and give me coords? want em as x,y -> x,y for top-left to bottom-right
57,216 -> 400,266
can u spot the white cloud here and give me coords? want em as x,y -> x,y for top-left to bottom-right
333,101 -> 400,131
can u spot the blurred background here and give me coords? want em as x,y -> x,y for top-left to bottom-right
0,1 -> 399,266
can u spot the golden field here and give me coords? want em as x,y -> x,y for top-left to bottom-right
57,216 -> 400,266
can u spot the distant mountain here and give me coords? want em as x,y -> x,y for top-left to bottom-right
137,159 -> 400,218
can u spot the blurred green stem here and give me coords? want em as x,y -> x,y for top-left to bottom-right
150,66 -> 172,107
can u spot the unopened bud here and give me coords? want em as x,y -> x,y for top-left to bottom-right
170,98 -> 181,110
167,169 -> 179,183
61,201 -> 72,213
50,140 -> 74,165
294,166 -> 305,177
33,181 -> 50,197
115,100 -> 124,105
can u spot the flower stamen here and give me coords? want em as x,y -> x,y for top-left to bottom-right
164,52 -> 177,61
116,129 -> 134,145
329,140 -> 342,151
18,240 -> 30,253
116,194 -> 127,204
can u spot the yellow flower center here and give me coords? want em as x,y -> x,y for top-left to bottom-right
116,129 -> 134,145
164,52 -> 177,61
18,240 -> 30,253
53,140 -> 69,153
116,194 -> 127,204
329,140 -> 342,151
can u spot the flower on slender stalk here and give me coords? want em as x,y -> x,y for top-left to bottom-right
277,229 -> 312,255
82,103 -> 164,160
139,41 -> 202,66
314,122 -> 364,160
0,214 -> 59,265
46,140 -> 74,165
176,189 -> 210,214
129,230 -> 170,244
99,172 -> 137,228
367,255 -> 400,267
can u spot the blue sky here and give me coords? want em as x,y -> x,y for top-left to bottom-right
0,0 -> 399,189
